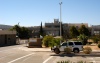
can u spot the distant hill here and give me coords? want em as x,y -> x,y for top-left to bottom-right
0,24 -> 13,30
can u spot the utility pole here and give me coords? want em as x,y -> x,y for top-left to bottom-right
59,1 -> 62,44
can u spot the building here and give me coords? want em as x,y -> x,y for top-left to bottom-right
0,30 -> 16,46
31,19 -> 88,37
28,26 -> 40,38
44,19 -> 60,36
44,19 -> 88,36
91,25 -> 100,35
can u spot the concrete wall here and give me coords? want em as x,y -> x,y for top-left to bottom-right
28,38 -> 42,47
0,31 -> 16,46
0,34 -> 16,46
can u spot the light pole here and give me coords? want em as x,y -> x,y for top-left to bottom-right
18,22 -> 20,26
59,2 -> 62,44
17,22 -> 20,44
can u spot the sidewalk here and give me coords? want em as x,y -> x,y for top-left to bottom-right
18,46 -> 51,52
18,46 -> 100,52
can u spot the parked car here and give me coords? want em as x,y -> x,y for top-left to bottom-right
51,41 -> 83,54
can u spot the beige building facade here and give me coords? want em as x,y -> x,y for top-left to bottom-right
91,25 -> 100,35
32,19 -> 88,37
44,19 -> 88,36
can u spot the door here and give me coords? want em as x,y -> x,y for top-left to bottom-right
59,42 -> 67,51
5,35 -> 7,45
68,42 -> 74,51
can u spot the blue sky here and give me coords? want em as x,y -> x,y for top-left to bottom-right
0,0 -> 100,26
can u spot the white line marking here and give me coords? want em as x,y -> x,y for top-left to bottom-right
43,56 -> 53,63
22,55 -> 33,62
7,53 -> 35,63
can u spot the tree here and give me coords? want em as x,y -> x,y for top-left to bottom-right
79,25 -> 90,36
92,36 -> 100,44
10,25 -> 29,39
78,34 -> 88,45
39,22 -> 43,37
20,27 -> 29,39
70,26 -> 79,38
10,25 -> 21,37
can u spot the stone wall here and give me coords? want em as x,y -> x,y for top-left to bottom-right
28,38 -> 42,48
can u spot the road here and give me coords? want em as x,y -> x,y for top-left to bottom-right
0,45 -> 100,63
0,44 -> 53,63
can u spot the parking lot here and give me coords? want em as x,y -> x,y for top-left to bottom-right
0,44 -> 100,63
19,46 -> 100,63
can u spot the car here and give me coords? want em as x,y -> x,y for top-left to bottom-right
51,41 -> 83,54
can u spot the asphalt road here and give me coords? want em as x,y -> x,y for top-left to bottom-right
0,45 -> 100,63
0,44 -> 53,63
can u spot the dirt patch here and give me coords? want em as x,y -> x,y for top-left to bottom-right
84,45 -> 100,50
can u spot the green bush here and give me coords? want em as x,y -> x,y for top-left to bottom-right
83,47 -> 92,54
92,36 -> 100,44
64,47 -> 72,54
57,60 -> 70,63
42,36 -> 54,47
98,43 -> 100,48
42,36 -> 61,47
77,61 -> 86,63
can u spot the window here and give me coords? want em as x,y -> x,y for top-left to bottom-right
68,42 -> 73,46
74,42 -> 82,45
61,43 -> 67,46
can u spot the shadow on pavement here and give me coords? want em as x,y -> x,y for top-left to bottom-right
50,52 -> 100,57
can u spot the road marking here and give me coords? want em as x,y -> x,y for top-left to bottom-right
22,55 -> 33,62
43,56 -> 53,63
7,53 -> 35,63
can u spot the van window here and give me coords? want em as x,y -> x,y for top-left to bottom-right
68,42 -> 73,46
61,43 -> 67,46
74,42 -> 82,45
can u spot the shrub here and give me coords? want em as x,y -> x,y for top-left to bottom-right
57,60 -> 92,63
42,36 -> 53,47
64,47 -> 72,54
42,36 -> 61,47
57,60 -> 70,63
98,43 -> 100,48
92,36 -> 99,44
77,61 -> 86,63
83,47 -> 92,54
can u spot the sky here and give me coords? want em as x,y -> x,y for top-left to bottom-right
0,0 -> 100,27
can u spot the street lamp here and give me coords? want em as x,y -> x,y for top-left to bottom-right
18,22 -> 20,26
59,2 -> 62,44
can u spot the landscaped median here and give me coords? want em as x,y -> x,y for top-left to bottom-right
55,46 -> 99,63
57,60 -> 93,63
83,44 -> 100,51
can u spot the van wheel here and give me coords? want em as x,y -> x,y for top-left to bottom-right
54,48 -> 60,54
73,49 -> 79,53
